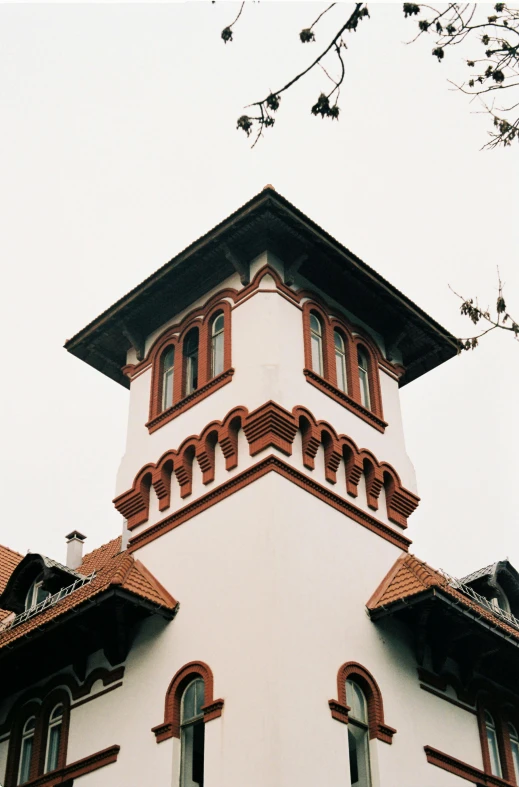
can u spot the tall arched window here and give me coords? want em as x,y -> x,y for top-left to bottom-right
509,722 -> 519,780
44,704 -> 64,774
17,716 -> 36,785
484,711 -> 502,777
346,679 -> 371,787
184,329 -> 199,397
310,313 -> 324,377
334,330 -> 347,393
180,678 -> 205,787
161,347 -> 175,411
357,349 -> 371,410
211,313 -> 225,378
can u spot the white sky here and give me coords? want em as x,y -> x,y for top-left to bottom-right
0,2 -> 517,578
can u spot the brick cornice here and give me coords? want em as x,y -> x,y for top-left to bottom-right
425,745 -> 515,786
128,454 -> 411,552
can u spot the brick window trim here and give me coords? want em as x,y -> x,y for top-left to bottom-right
304,370 -> 388,433
425,745 -> 516,786
4,689 -> 70,787
143,299 -> 233,434
116,401 -> 418,536
329,661 -> 397,744
12,745 -> 120,787
119,263 -> 404,435
151,661 -> 224,743
146,368 -> 234,433
302,301 -> 395,431
477,695 -> 519,785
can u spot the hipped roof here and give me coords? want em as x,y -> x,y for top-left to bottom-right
0,536 -> 177,649
65,186 -> 458,388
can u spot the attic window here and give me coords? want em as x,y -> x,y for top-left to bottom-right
25,577 -> 50,611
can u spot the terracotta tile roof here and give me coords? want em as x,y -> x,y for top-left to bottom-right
0,536 -> 176,649
0,544 -> 23,594
0,544 -> 24,621
367,554 -> 519,642
79,535 -> 122,574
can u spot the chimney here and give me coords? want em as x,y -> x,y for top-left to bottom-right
65,530 -> 86,570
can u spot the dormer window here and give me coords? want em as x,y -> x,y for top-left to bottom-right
25,577 -> 49,611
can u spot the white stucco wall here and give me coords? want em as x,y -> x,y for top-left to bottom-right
51,473 -> 483,787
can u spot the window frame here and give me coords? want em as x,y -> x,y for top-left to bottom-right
160,345 -> 175,412
210,311 -> 225,379
179,678 -> 206,787
147,301 -> 233,434
346,679 -> 372,787
302,302 -> 386,433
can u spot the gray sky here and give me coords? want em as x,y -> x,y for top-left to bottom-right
0,2 -> 517,577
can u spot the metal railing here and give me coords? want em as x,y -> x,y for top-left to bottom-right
439,568 -> 519,633
0,572 -> 96,632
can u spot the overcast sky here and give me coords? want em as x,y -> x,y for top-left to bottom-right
0,2 -> 517,578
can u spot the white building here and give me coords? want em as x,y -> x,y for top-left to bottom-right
1,186 -> 518,787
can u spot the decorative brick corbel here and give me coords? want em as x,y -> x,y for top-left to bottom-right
300,422 -> 320,470
243,401 -> 298,456
363,460 -> 384,510
113,474 -> 151,529
328,699 -> 350,724
323,436 -> 342,484
196,438 -> 216,485
385,484 -> 420,528
344,451 -> 363,498
174,453 -> 194,499
152,460 -> 174,511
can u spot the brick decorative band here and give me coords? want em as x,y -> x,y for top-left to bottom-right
129,454 -> 411,552
424,745 -> 513,786
14,745 -> 120,786
118,401 -> 418,534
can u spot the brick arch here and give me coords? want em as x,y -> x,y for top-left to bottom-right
329,661 -> 397,744
115,405 -> 250,530
151,661 -> 224,743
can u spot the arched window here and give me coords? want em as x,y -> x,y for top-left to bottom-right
184,329 -> 199,397
44,704 -> 64,774
357,349 -> 371,410
334,330 -> 347,393
509,722 -> 519,780
161,347 -> 175,411
25,577 -> 49,611
484,711 -> 502,777
211,313 -> 225,378
346,679 -> 372,787
180,678 -> 205,787
310,313 -> 324,377
17,716 -> 35,785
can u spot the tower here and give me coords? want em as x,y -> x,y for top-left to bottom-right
63,186 -> 457,786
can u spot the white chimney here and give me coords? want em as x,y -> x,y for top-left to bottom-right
65,530 -> 86,570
